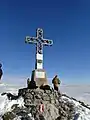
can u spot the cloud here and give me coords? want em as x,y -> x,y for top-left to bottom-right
1,74 -> 28,86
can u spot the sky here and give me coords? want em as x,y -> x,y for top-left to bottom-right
0,0 -> 90,85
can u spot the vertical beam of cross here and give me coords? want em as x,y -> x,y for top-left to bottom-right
36,28 -> 43,54
25,28 -> 53,70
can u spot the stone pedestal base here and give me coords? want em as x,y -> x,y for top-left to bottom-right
31,69 -> 48,87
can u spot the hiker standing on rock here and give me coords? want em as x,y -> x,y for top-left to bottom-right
52,75 -> 61,91
0,63 -> 3,80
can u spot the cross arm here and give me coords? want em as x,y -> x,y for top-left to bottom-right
25,36 -> 37,44
43,39 -> 53,46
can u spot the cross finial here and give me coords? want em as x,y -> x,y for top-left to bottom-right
36,28 -> 43,39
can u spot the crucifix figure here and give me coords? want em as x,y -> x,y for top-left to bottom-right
25,28 -> 53,70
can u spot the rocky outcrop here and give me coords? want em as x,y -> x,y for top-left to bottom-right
1,87 -> 90,120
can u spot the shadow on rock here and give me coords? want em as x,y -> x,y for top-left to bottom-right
1,92 -> 19,100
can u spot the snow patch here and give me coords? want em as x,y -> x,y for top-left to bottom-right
13,116 -> 22,120
0,96 -> 24,115
62,96 -> 90,120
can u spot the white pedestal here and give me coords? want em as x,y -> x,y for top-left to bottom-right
31,69 -> 48,86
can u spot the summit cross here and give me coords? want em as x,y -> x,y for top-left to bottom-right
25,28 -> 53,70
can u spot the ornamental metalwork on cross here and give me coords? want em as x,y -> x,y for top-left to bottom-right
25,28 -> 53,70
25,28 -> 53,54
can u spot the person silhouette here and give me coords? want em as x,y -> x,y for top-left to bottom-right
52,75 -> 61,91
0,63 -> 3,80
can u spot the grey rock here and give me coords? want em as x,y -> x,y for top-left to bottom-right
1,87 -> 79,120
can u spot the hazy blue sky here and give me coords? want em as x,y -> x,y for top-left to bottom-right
0,0 -> 90,84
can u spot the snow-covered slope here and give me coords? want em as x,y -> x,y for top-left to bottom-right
0,96 -> 24,115
61,96 -> 90,120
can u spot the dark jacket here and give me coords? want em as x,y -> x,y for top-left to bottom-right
0,68 -> 3,79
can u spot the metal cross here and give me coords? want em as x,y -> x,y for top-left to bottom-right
25,28 -> 53,54
25,28 -> 53,69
